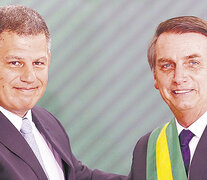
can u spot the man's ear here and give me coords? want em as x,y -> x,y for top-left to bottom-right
154,73 -> 159,89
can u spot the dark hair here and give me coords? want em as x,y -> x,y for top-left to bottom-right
148,16 -> 207,72
0,5 -> 50,48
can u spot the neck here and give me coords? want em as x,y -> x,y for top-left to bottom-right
173,108 -> 206,128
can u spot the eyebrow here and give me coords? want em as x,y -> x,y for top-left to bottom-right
157,58 -> 172,63
4,55 -> 47,61
184,54 -> 201,59
157,54 -> 201,63
5,55 -> 22,60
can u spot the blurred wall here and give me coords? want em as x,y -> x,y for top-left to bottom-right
1,0 -> 207,175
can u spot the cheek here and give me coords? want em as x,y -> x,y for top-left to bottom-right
0,79 -> 10,90
157,72 -> 173,85
0,71 -> 19,85
37,70 -> 48,83
199,80 -> 207,94
42,75 -> 48,85
154,78 -> 172,97
154,73 -> 168,90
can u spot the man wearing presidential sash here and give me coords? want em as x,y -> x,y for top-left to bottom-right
128,16 -> 207,180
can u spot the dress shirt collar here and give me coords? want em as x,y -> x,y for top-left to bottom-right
0,106 -> 32,132
176,111 -> 207,138
0,106 -> 64,179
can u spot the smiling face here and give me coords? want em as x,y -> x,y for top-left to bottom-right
0,32 -> 50,117
154,32 -> 207,116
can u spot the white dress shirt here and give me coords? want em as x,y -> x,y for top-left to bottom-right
176,111 -> 207,163
0,106 -> 65,180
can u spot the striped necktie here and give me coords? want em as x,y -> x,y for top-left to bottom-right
20,117 -> 47,175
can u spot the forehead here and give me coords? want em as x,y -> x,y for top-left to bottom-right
0,32 -> 47,47
0,32 -> 48,57
155,32 -> 207,60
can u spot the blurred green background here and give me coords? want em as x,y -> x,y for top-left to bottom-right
1,0 -> 207,175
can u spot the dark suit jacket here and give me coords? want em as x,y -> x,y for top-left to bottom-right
128,126 -> 207,180
0,106 -> 126,180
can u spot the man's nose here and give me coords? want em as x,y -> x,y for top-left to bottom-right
20,65 -> 36,83
173,66 -> 187,85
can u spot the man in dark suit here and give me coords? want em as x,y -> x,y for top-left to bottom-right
0,5 -> 126,180
128,16 -> 207,180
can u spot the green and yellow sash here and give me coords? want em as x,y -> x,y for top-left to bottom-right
146,119 -> 187,180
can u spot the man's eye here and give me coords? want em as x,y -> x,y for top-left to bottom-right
190,60 -> 199,65
161,63 -> 172,69
34,62 -> 44,66
9,61 -> 22,66
163,64 -> 171,68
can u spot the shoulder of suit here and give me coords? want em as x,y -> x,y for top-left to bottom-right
32,106 -> 56,118
133,132 -> 151,155
32,106 -> 49,113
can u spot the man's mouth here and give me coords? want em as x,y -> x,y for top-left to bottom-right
172,89 -> 193,94
15,87 -> 37,91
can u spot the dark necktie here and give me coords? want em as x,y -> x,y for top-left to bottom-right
179,129 -> 194,175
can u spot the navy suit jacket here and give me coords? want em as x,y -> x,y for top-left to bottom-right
0,106 -> 126,180
127,126 -> 207,180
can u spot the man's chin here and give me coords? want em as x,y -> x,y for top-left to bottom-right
12,103 -> 36,115
172,104 -> 195,112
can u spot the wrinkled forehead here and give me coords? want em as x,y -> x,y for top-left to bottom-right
155,32 -> 207,62
0,31 -> 50,50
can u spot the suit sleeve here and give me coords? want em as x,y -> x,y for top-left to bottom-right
127,132 -> 151,180
62,122 -> 126,180
38,107 -> 126,180
71,152 -> 126,180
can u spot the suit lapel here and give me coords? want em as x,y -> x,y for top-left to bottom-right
31,107 -> 73,175
0,112 -> 47,180
189,126 -> 207,180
